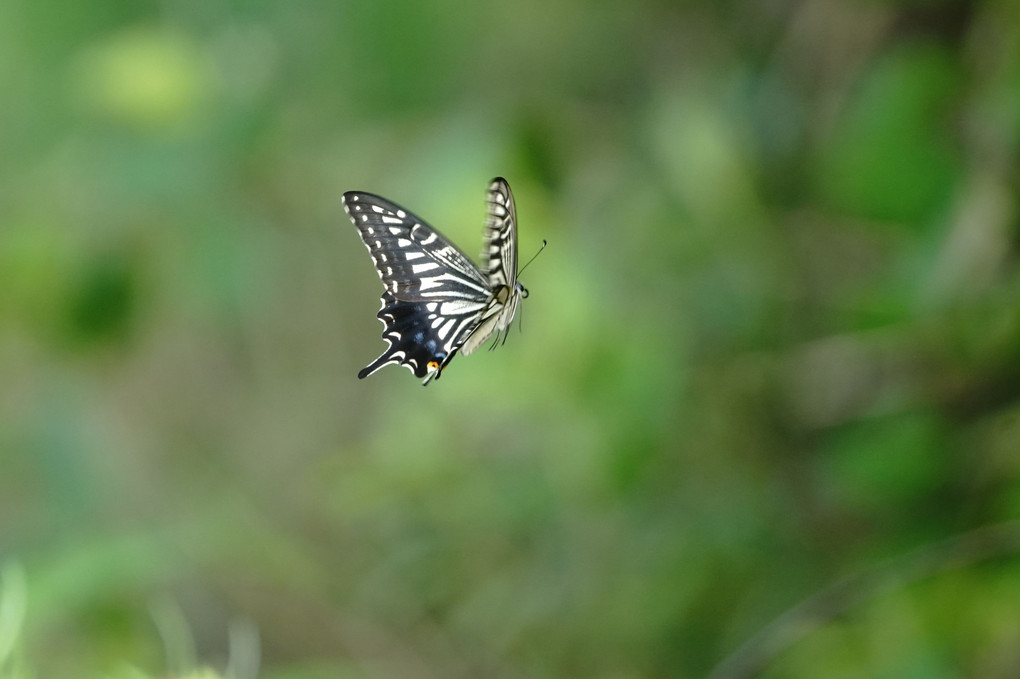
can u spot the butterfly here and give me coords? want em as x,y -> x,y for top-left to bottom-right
343,177 -> 529,385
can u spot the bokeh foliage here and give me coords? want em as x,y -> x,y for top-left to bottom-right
2,0 -> 1020,677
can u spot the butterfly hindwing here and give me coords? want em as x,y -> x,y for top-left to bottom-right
356,291 -> 465,380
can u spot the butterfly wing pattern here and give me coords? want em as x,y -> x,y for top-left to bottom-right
343,178 -> 528,385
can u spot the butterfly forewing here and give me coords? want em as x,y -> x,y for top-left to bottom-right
343,178 -> 527,384
343,192 -> 489,301
459,179 -> 525,356
482,178 -> 518,290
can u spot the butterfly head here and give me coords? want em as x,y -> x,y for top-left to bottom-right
495,282 -> 528,303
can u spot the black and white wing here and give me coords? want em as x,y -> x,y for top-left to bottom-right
482,178 -> 518,291
343,190 -> 492,384
459,178 -> 526,355
344,178 -> 528,385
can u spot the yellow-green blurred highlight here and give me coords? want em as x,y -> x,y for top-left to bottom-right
73,28 -> 211,133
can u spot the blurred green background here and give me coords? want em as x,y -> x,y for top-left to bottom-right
3,0 -> 1020,677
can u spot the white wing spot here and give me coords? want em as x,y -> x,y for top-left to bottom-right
437,318 -> 458,340
412,262 -> 440,274
371,205 -> 385,214
397,210 -> 406,218
441,301 -> 482,316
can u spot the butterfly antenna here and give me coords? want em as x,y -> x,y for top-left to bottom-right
514,242 -> 544,340
489,240 -> 545,352
517,239 -> 547,277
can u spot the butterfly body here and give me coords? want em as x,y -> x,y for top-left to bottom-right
343,178 -> 526,385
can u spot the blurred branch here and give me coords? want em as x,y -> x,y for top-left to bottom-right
226,617 -> 260,679
708,519 -> 1020,679
783,295 -> 1020,430
150,597 -> 197,677
0,562 -> 26,679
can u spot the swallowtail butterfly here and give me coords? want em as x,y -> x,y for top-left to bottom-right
343,177 -> 529,385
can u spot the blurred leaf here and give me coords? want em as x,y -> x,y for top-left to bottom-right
820,413 -> 948,515
817,42 -> 962,226
64,251 -> 137,348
